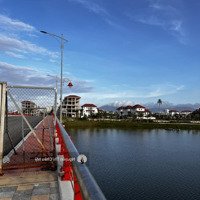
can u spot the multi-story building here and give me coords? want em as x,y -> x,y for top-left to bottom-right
62,95 -> 81,117
21,100 -> 37,115
81,104 -> 98,117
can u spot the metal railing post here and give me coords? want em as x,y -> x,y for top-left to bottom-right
0,82 -> 7,175
54,88 -> 57,129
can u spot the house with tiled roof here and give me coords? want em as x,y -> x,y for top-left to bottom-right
169,110 -> 179,116
81,103 -> 98,117
116,104 -> 150,117
181,110 -> 192,116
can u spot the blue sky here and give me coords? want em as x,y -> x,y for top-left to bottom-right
0,0 -> 200,106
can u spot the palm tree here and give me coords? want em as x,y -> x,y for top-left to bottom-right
157,99 -> 162,114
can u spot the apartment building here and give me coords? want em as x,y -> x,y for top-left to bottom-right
62,95 -> 81,117
21,100 -> 37,115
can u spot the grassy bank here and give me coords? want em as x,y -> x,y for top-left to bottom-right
63,119 -> 200,130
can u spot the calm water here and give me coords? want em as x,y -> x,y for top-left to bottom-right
69,129 -> 200,200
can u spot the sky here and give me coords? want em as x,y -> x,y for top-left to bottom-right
0,0 -> 200,106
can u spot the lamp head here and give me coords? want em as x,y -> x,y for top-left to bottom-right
67,81 -> 73,88
40,30 -> 48,34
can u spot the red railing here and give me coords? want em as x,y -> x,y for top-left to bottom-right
55,122 -> 83,200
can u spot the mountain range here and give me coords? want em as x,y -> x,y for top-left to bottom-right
100,101 -> 200,112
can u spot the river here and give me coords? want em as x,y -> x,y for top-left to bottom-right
69,128 -> 200,200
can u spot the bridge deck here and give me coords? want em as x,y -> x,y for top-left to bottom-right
0,169 -> 59,200
0,115 -> 59,200
3,115 -> 55,170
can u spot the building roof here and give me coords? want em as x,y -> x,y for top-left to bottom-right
82,103 -> 97,108
21,100 -> 35,104
116,106 -> 125,110
64,95 -> 81,99
126,105 -> 133,109
181,110 -> 192,113
117,104 -> 146,110
169,110 -> 179,112
132,104 -> 146,109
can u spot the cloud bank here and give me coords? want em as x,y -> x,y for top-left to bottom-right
0,14 -> 35,32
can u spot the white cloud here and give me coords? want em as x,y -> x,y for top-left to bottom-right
5,51 -> 25,59
111,100 -> 135,107
49,59 -> 58,63
0,14 -> 59,61
136,15 -> 164,27
69,0 -> 108,15
68,0 -> 124,30
149,2 -> 178,13
0,14 -> 35,32
0,61 -> 36,72
62,79 -> 93,93
0,61 -> 94,94
75,83 -> 185,105
127,1 -> 186,44
0,61 -> 54,86
0,34 -> 58,59
170,20 -> 183,34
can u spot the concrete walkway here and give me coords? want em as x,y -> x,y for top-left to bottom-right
0,169 -> 59,200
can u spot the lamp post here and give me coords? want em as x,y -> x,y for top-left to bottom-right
41,31 -> 68,123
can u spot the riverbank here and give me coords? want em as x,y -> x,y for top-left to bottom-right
63,119 -> 200,130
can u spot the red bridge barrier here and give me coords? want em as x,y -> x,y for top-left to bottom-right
55,122 -> 83,200
55,118 -> 106,200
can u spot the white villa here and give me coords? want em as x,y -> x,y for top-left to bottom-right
180,110 -> 192,116
116,104 -> 150,117
81,104 -> 98,117
169,110 -> 180,116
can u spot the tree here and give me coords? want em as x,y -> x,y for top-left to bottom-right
157,99 -> 162,113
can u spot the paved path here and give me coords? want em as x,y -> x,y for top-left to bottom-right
0,170 -> 59,200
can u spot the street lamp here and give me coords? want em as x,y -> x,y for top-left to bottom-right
63,78 -> 73,88
41,30 -> 68,123
47,75 -> 73,118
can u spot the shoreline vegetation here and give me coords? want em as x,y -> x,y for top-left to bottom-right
63,119 -> 200,131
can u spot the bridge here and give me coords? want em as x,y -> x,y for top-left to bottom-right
0,82 -> 106,200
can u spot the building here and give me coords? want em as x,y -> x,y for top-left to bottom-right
116,106 -> 126,116
81,104 -> 98,117
116,104 -> 150,117
21,100 -> 37,115
132,104 -> 146,113
169,110 -> 179,116
62,95 -> 81,117
180,110 -> 192,116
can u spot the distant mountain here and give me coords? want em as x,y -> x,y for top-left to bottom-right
100,101 -> 134,112
100,101 -> 200,112
146,103 -> 200,112
100,105 -> 117,112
